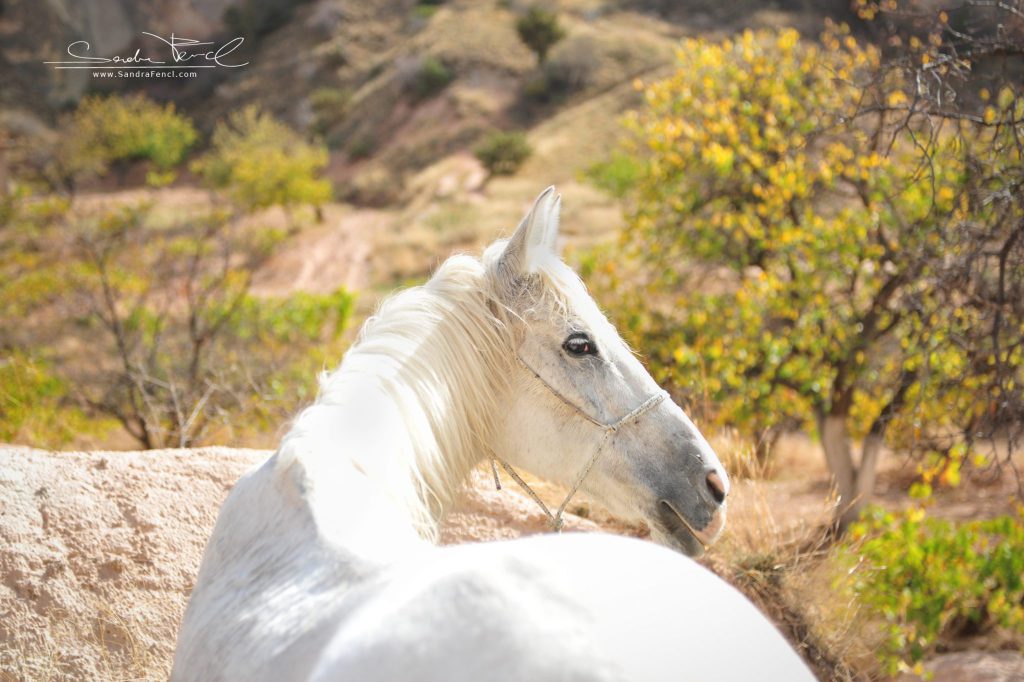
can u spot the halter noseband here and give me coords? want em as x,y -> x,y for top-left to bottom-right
491,355 -> 669,531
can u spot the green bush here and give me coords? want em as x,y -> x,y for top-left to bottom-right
64,95 -> 197,183
309,87 -> 352,135
192,106 -> 331,213
516,7 -> 565,64
0,351 -> 100,447
541,33 -> 596,94
412,4 -> 440,20
474,131 -> 531,176
585,153 -> 642,198
227,288 -> 355,344
410,56 -> 454,99
842,507 -> 1024,674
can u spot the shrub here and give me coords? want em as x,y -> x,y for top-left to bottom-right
0,351 -> 97,447
516,7 -> 565,64
410,56 -> 454,99
585,153 -> 642,199
542,33 -> 597,93
64,95 -> 197,184
842,508 -> 1024,674
228,289 -> 355,345
412,4 -> 440,20
309,87 -> 352,135
192,106 -> 331,214
474,131 -> 531,176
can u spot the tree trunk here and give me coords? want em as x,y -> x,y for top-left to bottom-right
819,412 -> 885,533
852,432 -> 884,521
818,412 -> 857,532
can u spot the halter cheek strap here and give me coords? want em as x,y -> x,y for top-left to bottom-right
491,356 -> 669,531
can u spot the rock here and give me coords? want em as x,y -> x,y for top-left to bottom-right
0,446 -> 601,680
898,651 -> 1024,682
0,446 -> 264,681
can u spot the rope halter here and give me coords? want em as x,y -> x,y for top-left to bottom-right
491,355 -> 669,531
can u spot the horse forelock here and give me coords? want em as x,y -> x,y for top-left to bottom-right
487,242 -> 624,357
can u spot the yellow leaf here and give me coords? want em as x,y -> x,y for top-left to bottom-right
998,87 -> 1016,109
887,90 -> 907,107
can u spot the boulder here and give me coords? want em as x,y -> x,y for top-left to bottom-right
0,446 -> 600,680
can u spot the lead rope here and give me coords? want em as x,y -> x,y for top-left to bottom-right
491,361 -> 668,531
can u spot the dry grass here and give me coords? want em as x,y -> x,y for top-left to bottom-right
707,472 -> 880,681
0,600 -> 167,682
707,428 -> 773,480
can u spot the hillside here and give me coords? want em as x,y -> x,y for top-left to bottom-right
2,0 -> 854,217
0,1 -> 871,313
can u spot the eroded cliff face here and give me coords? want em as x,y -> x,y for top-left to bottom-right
0,0 -> 238,112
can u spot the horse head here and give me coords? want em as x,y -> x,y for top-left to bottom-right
484,187 -> 729,557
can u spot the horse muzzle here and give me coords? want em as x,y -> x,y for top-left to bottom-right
649,467 -> 729,557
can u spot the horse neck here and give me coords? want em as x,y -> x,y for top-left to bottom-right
276,258 -> 513,556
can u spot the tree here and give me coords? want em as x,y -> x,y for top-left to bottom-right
192,106 -> 331,222
516,7 -> 565,64
0,189 -> 100,448
62,94 -> 197,187
1,101 -> 351,450
610,26 -> 1022,529
60,204 -> 352,448
850,1 -> 1024,491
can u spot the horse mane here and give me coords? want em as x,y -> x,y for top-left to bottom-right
278,254 -> 517,541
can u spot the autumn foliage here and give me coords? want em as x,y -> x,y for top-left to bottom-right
605,26 -> 1024,527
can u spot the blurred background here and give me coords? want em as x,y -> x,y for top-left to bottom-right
1,1 -> 1023,679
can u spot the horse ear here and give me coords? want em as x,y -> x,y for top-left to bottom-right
499,186 -> 561,279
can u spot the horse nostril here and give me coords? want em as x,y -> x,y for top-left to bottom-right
705,470 -> 726,504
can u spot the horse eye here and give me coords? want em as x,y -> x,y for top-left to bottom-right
563,333 -> 597,357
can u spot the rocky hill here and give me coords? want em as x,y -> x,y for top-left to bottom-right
1,0 -> 853,196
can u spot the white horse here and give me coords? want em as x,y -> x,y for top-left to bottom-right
172,188 -> 815,681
